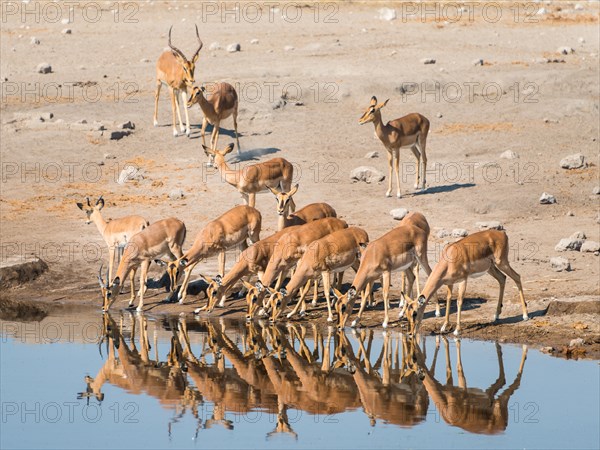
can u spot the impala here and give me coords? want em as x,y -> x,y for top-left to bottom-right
333,214 -> 432,329
204,143 -> 295,209
187,83 -> 241,152
267,227 -> 369,322
168,205 -> 261,305
406,229 -> 529,336
77,196 -> 148,283
154,25 -> 203,137
99,217 -> 187,312
268,184 -> 337,231
359,96 -> 430,197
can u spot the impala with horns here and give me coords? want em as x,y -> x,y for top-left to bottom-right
268,184 -> 337,231
99,218 -> 186,312
77,196 -> 148,283
333,215 -> 432,329
267,227 -> 369,323
154,25 -> 203,137
203,143 -> 295,209
168,205 -> 261,305
187,82 -> 240,152
405,229 -> 529,336
359,96 -> 430,197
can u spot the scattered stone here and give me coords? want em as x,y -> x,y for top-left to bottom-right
36,63 -> 52,74
284,45 -> 294,52
537,7 -> 547,15
539,192 -> 556,204
578,37 -> 585,44
472,58 -> 484,66
104,153 -> 116,160
30,37 -> 40,45
294,101 -> 304,106
436,113 -> 443,118
390,208 -> 409,220
61,18 -> 71,25
250,39 -> 259,45
227,43 -> 241,53
168,189 -> 185,200
543,118 -> 559,123
365,151 -> 379,159
540,346 -> 555,354
390,50 -> 397,56
451,229 -> 468,238
209,42 -> 220,51
475,221 -> 504,230
271,98 -> 286,110
421,58 -> 436,65
97,161 -> 105,166
569,338 -> 584,348
437,229 -> 450,239
547,58 -> 566,64
560,153 -> 586,169
592,186 -> 600,195
109,130 -> 132,140
117,166 -> 143,185
139,58 -> 150,63
118,120 -> 135,130
555,238 -> 583,252
570,231 -> 586,240
580,241 -> 600,253
557,46 -> 575,55
574,4 -> 584,11
566,211 -> 574,217
500,150 -> 519,159
350,166 -> 385,184
61,28 -> 72,35
550,256 -> 571,272
378,7 -> 396,21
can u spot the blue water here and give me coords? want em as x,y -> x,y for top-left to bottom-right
1,313 -> 598,449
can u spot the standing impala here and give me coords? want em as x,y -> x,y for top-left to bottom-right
268,184 -> 337,231
168,205 -> 262,305
203,143 -> 295,209
406,229 -> 529,336
333,214 -> 432,329
359,96 -> 430,197
77,196 -> 148,283
99,217 -> 187,312
154,25 -> 203,137
187,83 -> 241,152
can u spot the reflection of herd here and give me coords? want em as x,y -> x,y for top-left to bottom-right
79,313 -> 528,436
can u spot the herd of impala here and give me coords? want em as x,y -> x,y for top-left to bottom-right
79,26 -> 530,336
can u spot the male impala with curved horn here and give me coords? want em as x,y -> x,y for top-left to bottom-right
187,83 -> 240,152
333,214 -> 432,329
77,196 -> 148,283
406,229 -> 529,336
99,218 -> 186,312
168,205 -> 261,305
359,96 -> 430,197
203,143 -> 295,209
268,227 -> 369,323
154,25 -> 203,137
268,184 -> 337,231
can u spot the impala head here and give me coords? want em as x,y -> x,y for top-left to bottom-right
202,142 -> 234,168
186,85 -> 205,108
98,264 -> 120,311
268,184 -> 299,216
76,196 -> 104,224
358,96 -> 389,125
202,274 -> 223,311
168,25 -> 203,89
245,281 -> 267,320
332,286 -> 356,329
167,258 -> 188,291
401,292 -> 427,336
268,288 -> 286,322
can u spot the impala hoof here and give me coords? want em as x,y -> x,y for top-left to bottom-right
396,193 -> 402,199
523,314 -> 529,321
382,321 -> 388,329
299,311 -> 306,317
453,329 -> 460,337
286,312 -> 294,319
440,323 -> 448,333
493,314 -> 499,322
351,320 -> 358,328
385,191 -> 392,198
153,119 -> 158,127
186,129 -> 191,137
398,310 -> 405,319
194,308 -> 203,314
327,316 -> 334,323
435,310 -> 441,318
172,129 -> 179,137
178,299 -> 184,305
136,306 -> 143,312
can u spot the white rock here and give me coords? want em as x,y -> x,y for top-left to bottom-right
390,208 -> 409,220
436,112 -> 443,118
550,256 -> 571,272
250,39 -> 259,45
570,231 -> 586,240
539,192 -> 556,204
140,58 -> 150,63
580,241 -> 600,253
421,58 -> 436,64
104,153 -> 116,160
350,166 -> 385,183
592,186 -> 600,195
61,28 -> 72,35
208,42 -> 221,51
569,338 -> 584,347
555,238 -> 583,252
284,45 -> 294,51
61,18 -> 71,24
36,63 -> 52,74
578,37 -> 585,43
537,7 -> 547,15
117,166 -> 143,185
437,230 -> 450,239
574,4 -> 584,11
30,37 -> 39,45
500,150 -> 519,159
365,151 -> 379,159
118,120 -> 135,130
560,153 -> 586,169
169,189 -> 185,200
451,229 -> 468,238
473,59 -> 484,66
476,221 -> 504,230
557,46 -> 575,55
378,8 -> 396,21
227,43 -> 241,53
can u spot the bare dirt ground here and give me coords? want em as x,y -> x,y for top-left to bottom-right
1,2 -> 599,358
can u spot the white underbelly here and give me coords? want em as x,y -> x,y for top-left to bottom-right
470,270 -> 488,279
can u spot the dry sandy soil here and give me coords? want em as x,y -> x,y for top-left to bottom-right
1,2 -> 599,357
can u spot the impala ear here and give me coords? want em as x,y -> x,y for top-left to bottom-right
267,185 -> 279,196
112,277 -> 121,287
200,274 -> 215,284
76,202 -> 84,211
370,96 -> 377,106
224,143 -> 235,155
288,184 -> 299,197
242,281 -> 255,291
265,286 -> 276,295
359,242 -> 368,250
332,288 -> 343,299
377,99 -> 389,110
202,144 -> 213,155
96,196 -> 104,210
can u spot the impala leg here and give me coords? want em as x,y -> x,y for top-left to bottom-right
488,265 -> 507,322
287,284 -> 307,318
336,271 -> 344,290
322,272 -> 334,322
456,340 -> 466,388
385,151 -> 393,197
136,260 -> 150,312
418,133 -> 428,189
233,108 -> 241,153
211,120 -> 220,149
496,261 -> 529,320
168,88 -> 179,137
201,118 -> 208,147
108,246 -> 115,286
311,278 -> 319,306
410,145 -> 421,189
382,271 -> 391,328
181,90 -> 191,136
454,281 -> 467,336
274,272 -> 284,291
248,193 -> 256,208
129,268 -> 136,305
178,262 -> 199,304
218,250 -> 225,278
153,80 -> 162,127
174,89 -> 185,134
440,285 -> 453,332
393,149 -> 401,198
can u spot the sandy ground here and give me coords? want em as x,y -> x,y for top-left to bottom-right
1,2 -> 599,357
